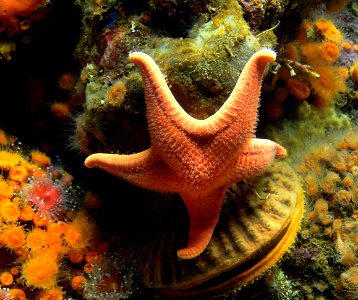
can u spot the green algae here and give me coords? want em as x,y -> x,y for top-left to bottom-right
266,101 -> 351,164
73,0 -> 277,154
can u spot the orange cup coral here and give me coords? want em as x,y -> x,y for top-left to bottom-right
0,135 -> 115,299
314,18 -> 344,44
321,42 -> 340,63
350,60 -> 358,82
285,78 -> 310,100
0,271 -> 13,286
0,199 -> 20,222
0,224 -> 26,250
310,65 -> 346,107
64,211 -> 97,251
0,0 -> 48,36
21,254 -> 59,289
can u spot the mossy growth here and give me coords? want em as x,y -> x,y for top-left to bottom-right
74,0 -> 277,154
263,129 -> 358,299
266,101 -> 351,164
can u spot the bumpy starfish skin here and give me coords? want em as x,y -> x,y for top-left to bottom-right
85,49 -> 287,259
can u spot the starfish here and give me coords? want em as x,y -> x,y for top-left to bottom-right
85,49 -> 287,260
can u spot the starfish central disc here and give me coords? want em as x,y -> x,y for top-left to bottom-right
85,49 -> 287,259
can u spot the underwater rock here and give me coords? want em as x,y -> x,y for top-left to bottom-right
0,0 -> 51,60
73,0 -> 277,154
275,129 -> 358,299
0,0 -> 49,37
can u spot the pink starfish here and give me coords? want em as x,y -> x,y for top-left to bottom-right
85,49 -> 287,259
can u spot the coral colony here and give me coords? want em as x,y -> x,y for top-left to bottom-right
0,133 -> 133,299
0,0 -> 358,299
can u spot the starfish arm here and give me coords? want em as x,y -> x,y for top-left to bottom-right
213,49 -> 276,142
226,138 -> 287,184
129,49 -> 275,138
85,149 -> 178,192
177,187 -> 228,259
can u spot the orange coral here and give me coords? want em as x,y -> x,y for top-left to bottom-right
342,42 -> 352,52
51,102 -> 72,122
58,72 -> 77,91
292,38 -> 345,107
337,131 -> 358,150
31,150 -> 51,167
32,213 -> 50,227
0,0 -> 48,36
85,251 -> 100,264
0,224 -> 26,249
339,266 -> 358,299
284,42 -> 300,61
0,271 -> 13,286
285,78 -> 310,100
304,174 -> 319,197
0,151 -> 32,173
350,60 -> 358,82
26,227 -> 64,257
296,20 -> 312,44
338,67 -> 349,79
71,275 -> 86,292
274,87 -> 289,103
298,130 -> 358,272
321,42 -> 340,63
336,232 -> 358,266
64,211 -> 96,251
314,18 -> 343,44
69,251 -> 84,264
0,130 -> 8,145
106,80 -> 127,106
320,171 -> 340,194
9,165 -> 28,182
300,42 -> 340,64
47,221 -> 69,236
83,262 -> 94,274
342,174 -> 353,188
311,65 -> 346,107
334,189 -> 352,206
0,179 -> 14,200
8,288 -> 26,300
0,199 -> 20,222
309,198 -> 328,221
0,133 -> 113,298
37,287 -> 64,300
10,267 -> 19,276
22,254 -> 59,289
18,204 -> 34,221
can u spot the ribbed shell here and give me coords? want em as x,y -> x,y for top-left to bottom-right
143,162 -> 302,297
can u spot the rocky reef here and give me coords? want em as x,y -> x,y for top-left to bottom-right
0,0 -> 357,299
73,0 -> 279,154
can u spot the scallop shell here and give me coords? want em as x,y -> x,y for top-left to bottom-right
143,161 -> 304,298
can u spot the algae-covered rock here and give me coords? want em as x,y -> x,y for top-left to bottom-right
73,0 -> 277,154
266,101 -> 351,163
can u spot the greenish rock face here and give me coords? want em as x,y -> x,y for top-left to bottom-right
73,0 -> 276,154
